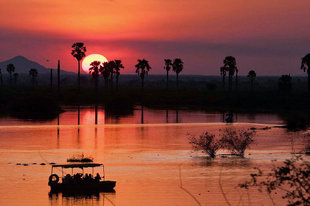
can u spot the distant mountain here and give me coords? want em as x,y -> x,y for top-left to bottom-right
0,56 -> 74,75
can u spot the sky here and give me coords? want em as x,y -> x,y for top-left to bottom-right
0,0 -> 309,75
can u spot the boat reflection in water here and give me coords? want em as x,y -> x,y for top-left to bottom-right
49,191 -> 116,206
48,163 -> 116,193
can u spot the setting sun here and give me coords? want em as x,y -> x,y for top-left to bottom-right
82,54 -> 108,73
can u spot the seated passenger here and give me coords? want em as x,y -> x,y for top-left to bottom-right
95,173 -> 101,182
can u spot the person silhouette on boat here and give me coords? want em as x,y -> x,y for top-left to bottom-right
95,173 -> 101,182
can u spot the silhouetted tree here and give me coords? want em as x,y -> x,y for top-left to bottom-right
222,56 -> 238,91
164,59 -> 172,89
114,60 -> 124,91
301,53 -> 310,92
99,62 -> 110,89
135,59 -> 151,91
172,58 -> 183,89
220,66 -> 227,89
108,60 -> 116,90
29,68 -> 38,87
6,63 -> 15,84
89,61 -> 101,97
220,128 -> 256,157
189,131 -> 221,158
71,42 -> 86,93
13,73 -> 18,85
278,74 -> 292,92
247,70 -> 256,90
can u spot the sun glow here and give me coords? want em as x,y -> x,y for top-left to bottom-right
82,54 -> 108,73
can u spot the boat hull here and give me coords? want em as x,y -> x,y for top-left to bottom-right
49,181 -> 116,193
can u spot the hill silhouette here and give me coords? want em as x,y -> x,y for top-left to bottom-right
0,56 -> 74,75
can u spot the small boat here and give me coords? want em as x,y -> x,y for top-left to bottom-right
48,163 -> 116,193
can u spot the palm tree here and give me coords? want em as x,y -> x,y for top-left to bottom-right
164,59 -> 172,89
100,61 -> 111,89
13,73 -> 18,85
71,42 -> 86,93
114,60 -> 124,91
6,64 -> 15,84
220,66 -> 227,89
223,56 -> 238,91
29,68 -> 38,87
135,59 -> 151,91
172,58 -> 184,89
108,60 -> 116,90
89,61 -> 101,96
247,70 -> 256,90
300,53 -> 310,92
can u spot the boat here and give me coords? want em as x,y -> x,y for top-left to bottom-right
48,163 -> 116,193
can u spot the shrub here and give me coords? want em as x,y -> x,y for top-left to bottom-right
189,132 -> 221,158
220,129 -> 256,157
240,156 -> 310,206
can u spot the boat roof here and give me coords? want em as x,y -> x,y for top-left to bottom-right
52,163 -> 103,168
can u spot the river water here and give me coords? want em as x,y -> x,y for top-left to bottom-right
0,106 -> 308,206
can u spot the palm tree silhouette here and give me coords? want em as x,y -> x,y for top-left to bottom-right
13,73 -> 18,85
300,53 -> 310,92
6,64 -> 15,84
222,56 -> 238,91
220,66 -> 227,89
247,70 -> 256,90
114,60 -> 124,91
89,61 -> 101,97
71,42 -> 86,93
164,59 -> 172,89
108,60 -> 116,90
172,58 -> 184,89
89,61 -> 101,125
100,61 -> 112,89
135,59 -> 151,91
29,68 -> 38,87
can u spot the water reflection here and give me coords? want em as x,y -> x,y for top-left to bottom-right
0,106 -> 289,126
49,192 -> 115,206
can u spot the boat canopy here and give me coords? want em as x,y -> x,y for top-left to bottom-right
52,163 -> 103,169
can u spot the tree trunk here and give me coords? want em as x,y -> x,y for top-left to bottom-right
235,73 -> 238,90
9,72 -> 12,85
222,75 -> 225,90
166,70 -> 169,89
176,73 -> 179,89
95,78 -> 98,101
116,75 -> 119,91
228,75 -> 232,91
57,60 -> 60,94
250,79 -> 254,91
104,78 -> 108,90
110,74 -> 114,91
78,60 -> 81,93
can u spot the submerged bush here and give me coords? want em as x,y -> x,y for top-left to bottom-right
189,132 -> 221,158
220,129 -> 256,157
189,128 -> 256,158
240,156 -> 310,206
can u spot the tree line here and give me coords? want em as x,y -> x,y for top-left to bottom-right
1,42 -> 310,93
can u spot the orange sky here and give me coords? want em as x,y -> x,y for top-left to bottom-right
0,0 -> 309,75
